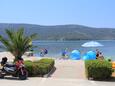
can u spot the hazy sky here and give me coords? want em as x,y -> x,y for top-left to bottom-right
0,0 -> 115,27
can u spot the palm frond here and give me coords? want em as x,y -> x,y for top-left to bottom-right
0,35 -> 12,50
0,28 -> 38,61
5,29 -> 15,43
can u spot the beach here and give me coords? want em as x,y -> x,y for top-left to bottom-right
0,52 -> 15,62
0,51 -> 42,62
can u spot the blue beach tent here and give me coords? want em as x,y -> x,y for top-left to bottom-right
83,51 -> 96,60
83,54 -> 89,60
70,50 -> 80,60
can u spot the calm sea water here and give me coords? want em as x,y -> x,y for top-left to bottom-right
33,40 -> 115,60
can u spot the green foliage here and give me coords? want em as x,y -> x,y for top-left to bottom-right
0,28 -> 37,61
24,59 -> 55,77
85,60 -> 113,80
24,61 -> 34,76
107,58 -> 112,62
35,58 -> 55,65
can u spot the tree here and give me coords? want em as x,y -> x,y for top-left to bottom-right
0,28 -> 37,62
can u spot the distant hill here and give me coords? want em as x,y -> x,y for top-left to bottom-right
0,23 -> 115,40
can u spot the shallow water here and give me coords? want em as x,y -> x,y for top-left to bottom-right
33,40 -> 115,61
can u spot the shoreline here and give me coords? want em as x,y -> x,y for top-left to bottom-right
0,51 -> 57,62
0,51 -> 115,62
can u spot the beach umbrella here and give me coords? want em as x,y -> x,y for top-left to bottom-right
81,41 -> 103,60
83,51 -> 96,60
81,41 -> 103,47
70,50 -> 80,60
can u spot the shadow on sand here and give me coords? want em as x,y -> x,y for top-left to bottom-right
0,76 -> 28,81
89,77 -> 115,82
46,67 -> 56,78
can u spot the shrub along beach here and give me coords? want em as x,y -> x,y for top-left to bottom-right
85,60 -> 114,80
24,59 -> 55,77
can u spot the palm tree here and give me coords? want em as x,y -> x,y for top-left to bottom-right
0,28 -> 37,62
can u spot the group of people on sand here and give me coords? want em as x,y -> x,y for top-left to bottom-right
61,48 -> 104,60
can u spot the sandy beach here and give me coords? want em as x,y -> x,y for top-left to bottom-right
0,51 -> 42,62
0,51 -> 64,62
0,52 -> 15,62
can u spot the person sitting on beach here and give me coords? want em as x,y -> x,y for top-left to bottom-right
40,48 -> 48,57
61,48 -> 68,59
44,48 -> 48,55
96,49 -> 104,60
96,49 -> 100,58
98,52 -> 104,60
40,49 -> 45,57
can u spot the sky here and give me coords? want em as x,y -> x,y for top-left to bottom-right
0,0 -> 115,28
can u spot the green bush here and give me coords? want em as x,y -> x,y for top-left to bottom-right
24,59 -> 55,77
38,59 -> 54,70
85,60 -> 113,80
24,60 -> 38,76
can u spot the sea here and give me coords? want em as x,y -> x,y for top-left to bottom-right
33,40 -> 115,61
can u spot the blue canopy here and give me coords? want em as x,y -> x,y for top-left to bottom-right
70,50 -> 80,60
83,51 -> 96,60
